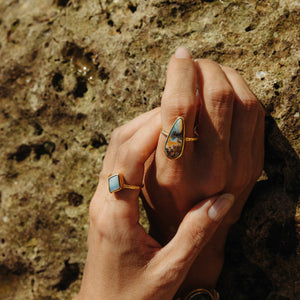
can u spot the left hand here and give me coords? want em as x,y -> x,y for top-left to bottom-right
76,109 -> 234,300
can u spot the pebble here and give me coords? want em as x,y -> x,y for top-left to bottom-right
256,71 -> 267,79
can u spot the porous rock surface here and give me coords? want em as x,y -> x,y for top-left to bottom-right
0,0 -> 299,299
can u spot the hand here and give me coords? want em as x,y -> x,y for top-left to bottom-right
142,47 -> 265,290
76,109 -> 234,300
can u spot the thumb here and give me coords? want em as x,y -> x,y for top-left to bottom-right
159,193 -> 234,269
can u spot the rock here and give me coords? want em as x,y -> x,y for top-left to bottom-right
0,0 -> 299,299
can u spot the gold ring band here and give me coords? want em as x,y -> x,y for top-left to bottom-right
160,129 -> 199,141
123,183 -> 142,190
108,173 -> 143,193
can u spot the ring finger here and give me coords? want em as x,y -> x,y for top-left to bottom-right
195,59 -> 234,151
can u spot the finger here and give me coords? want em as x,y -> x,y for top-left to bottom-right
115,107 -> 161,145
195,59 -> 234,149
102,108 -> 160,174
159,47 -> 198,158
109,113 -> 161,222
114,112 -> 161,186
91,113 -> 161,227
221,66 -> 259,159
156,194 -> 234,271
221,66 -> 265,197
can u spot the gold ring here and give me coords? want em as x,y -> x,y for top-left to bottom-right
108,173 -> 143,193
160,130 -> 199,141
160,116 -> 199,160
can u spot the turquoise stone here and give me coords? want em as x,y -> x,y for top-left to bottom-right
108,174 -> 121,193
164,117 -> 185,159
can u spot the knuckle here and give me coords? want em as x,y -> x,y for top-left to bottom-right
164,93 -> 197,117
206,84 -> 234,107
128,143 -> 145,164
130,141 -> 142,157
89,207 -> 96,225
111,124 -> 133,144
243,97 -> 260,112
159,266 -> 178,283
116,139 -> 148,167
98,171 -> 107,182
118,141 -> 143,164
89,202 -> 111,238
153,271 -> 177,292
110,127 -> 122,143
89,200 -> 99,226
190,226 -> 210,249
93,217 -> 107,239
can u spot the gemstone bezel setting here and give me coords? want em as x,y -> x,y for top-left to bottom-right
164,116 -> 185,159
108,174 -> 124,193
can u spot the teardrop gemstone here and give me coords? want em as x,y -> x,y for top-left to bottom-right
164,117 -> 185,159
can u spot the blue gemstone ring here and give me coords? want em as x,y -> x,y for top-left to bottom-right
108,173 -> 143,193
160,116 -> 199,159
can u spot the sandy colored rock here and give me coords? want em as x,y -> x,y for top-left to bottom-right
0,0 -> 299,299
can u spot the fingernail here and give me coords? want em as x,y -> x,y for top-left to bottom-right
208,194 -> 234,222
175,46 -> 191,59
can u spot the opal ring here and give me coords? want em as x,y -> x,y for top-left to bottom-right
108,173 -> 143,193
160,130 -> 199,141
160,116 -> 199,160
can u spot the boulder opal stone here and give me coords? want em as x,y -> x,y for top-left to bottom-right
164,117 -> 185,159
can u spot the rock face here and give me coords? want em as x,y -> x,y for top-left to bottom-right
0,0 -> 299,299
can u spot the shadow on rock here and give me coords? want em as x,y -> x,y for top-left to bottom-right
218,115 -> 300,300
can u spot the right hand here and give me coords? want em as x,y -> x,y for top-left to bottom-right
142,47 -> 265,289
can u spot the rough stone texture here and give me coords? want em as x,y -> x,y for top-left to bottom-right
0,0 -> 299,299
